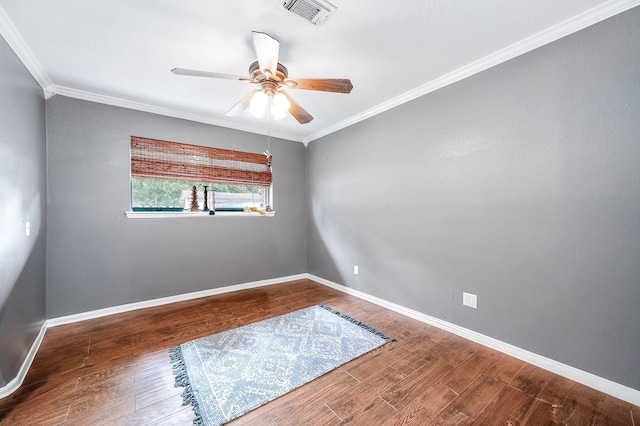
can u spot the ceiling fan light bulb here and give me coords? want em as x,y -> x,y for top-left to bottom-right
249,91 -> 268,117
273,92 -> 291,110
251,91 -> 267,107
271,105 -> 287,120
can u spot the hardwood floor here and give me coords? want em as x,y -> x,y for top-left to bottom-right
1,279 -> 637,425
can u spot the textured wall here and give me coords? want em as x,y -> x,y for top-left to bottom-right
307,9 -> 640,390
46,96 -> 306,318
0,37 -> 47,386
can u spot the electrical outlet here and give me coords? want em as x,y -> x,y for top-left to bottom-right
463,292 -> 477,309
25,221 -> 31,237
353,265 -> 359,275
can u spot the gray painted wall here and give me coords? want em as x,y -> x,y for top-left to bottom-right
3,4 -> 638,396
46,96 -> 306,318
307,8 -> 640,391
0,37 -> 47,386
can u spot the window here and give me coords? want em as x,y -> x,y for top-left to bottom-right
130,136 -> 272,213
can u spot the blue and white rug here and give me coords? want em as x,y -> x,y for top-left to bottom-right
170,304 -> 394,425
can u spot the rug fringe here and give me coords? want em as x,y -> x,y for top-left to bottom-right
169,345 -> 205,425
319,304 -> 395,343
169,345 -> 189,388
181,385 -> 204,425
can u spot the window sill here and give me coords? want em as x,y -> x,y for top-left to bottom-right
124,211 -> 275,219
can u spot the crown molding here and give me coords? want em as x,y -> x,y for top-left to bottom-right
303,0 -> 640,144
51,85 -> 305,143
0,4 -> 54,98
3,1 -> 638,144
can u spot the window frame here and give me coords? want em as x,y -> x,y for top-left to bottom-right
128,136 -> 274,217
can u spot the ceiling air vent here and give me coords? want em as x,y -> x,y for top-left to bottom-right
282,0 -> 336,25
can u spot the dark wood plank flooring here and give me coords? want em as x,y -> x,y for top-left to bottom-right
1,279 -> 637,425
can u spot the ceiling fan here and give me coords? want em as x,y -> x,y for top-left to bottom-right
172,31 -> 353,124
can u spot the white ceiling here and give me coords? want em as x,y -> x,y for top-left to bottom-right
1,0 -> 637,143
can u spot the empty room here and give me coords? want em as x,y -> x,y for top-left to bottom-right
1,1 -> 639,424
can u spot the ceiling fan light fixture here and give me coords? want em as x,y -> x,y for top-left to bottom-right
270,105 -> 287,120
271,92 -> 291,120
273,92 -> 291,110
249,91 -> 268,117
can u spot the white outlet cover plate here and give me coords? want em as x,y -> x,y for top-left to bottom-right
463,292 -> 477,309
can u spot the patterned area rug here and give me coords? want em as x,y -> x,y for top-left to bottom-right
169,304 -> 394,425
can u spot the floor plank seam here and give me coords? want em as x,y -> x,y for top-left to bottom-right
470,382 -> 507,421
325,402 -> 344,421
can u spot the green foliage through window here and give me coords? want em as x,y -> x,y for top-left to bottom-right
131,178 -> 266,210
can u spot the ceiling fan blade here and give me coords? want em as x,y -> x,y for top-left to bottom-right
172,68 -> 252,82
281,91 -> 313,124
252,31 -> 279,76
284,78 -> 353,93
225,90 -> 260,117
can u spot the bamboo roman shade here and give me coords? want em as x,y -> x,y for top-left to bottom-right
130,136 -> 272,187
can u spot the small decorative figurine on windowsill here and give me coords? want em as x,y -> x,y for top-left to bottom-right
203,185 -> 209,212
189,185 -> 199,212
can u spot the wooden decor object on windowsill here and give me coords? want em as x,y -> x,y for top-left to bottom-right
190,186 -> 199,212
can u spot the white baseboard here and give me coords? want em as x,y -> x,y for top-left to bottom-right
0,273 -> 306,399
47,274 -> 307,327
0,321 -> 47,400
306,273 -> 640,406
3,272 -> 638,406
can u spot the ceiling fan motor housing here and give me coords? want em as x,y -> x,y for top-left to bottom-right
249,61 -> 289,95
